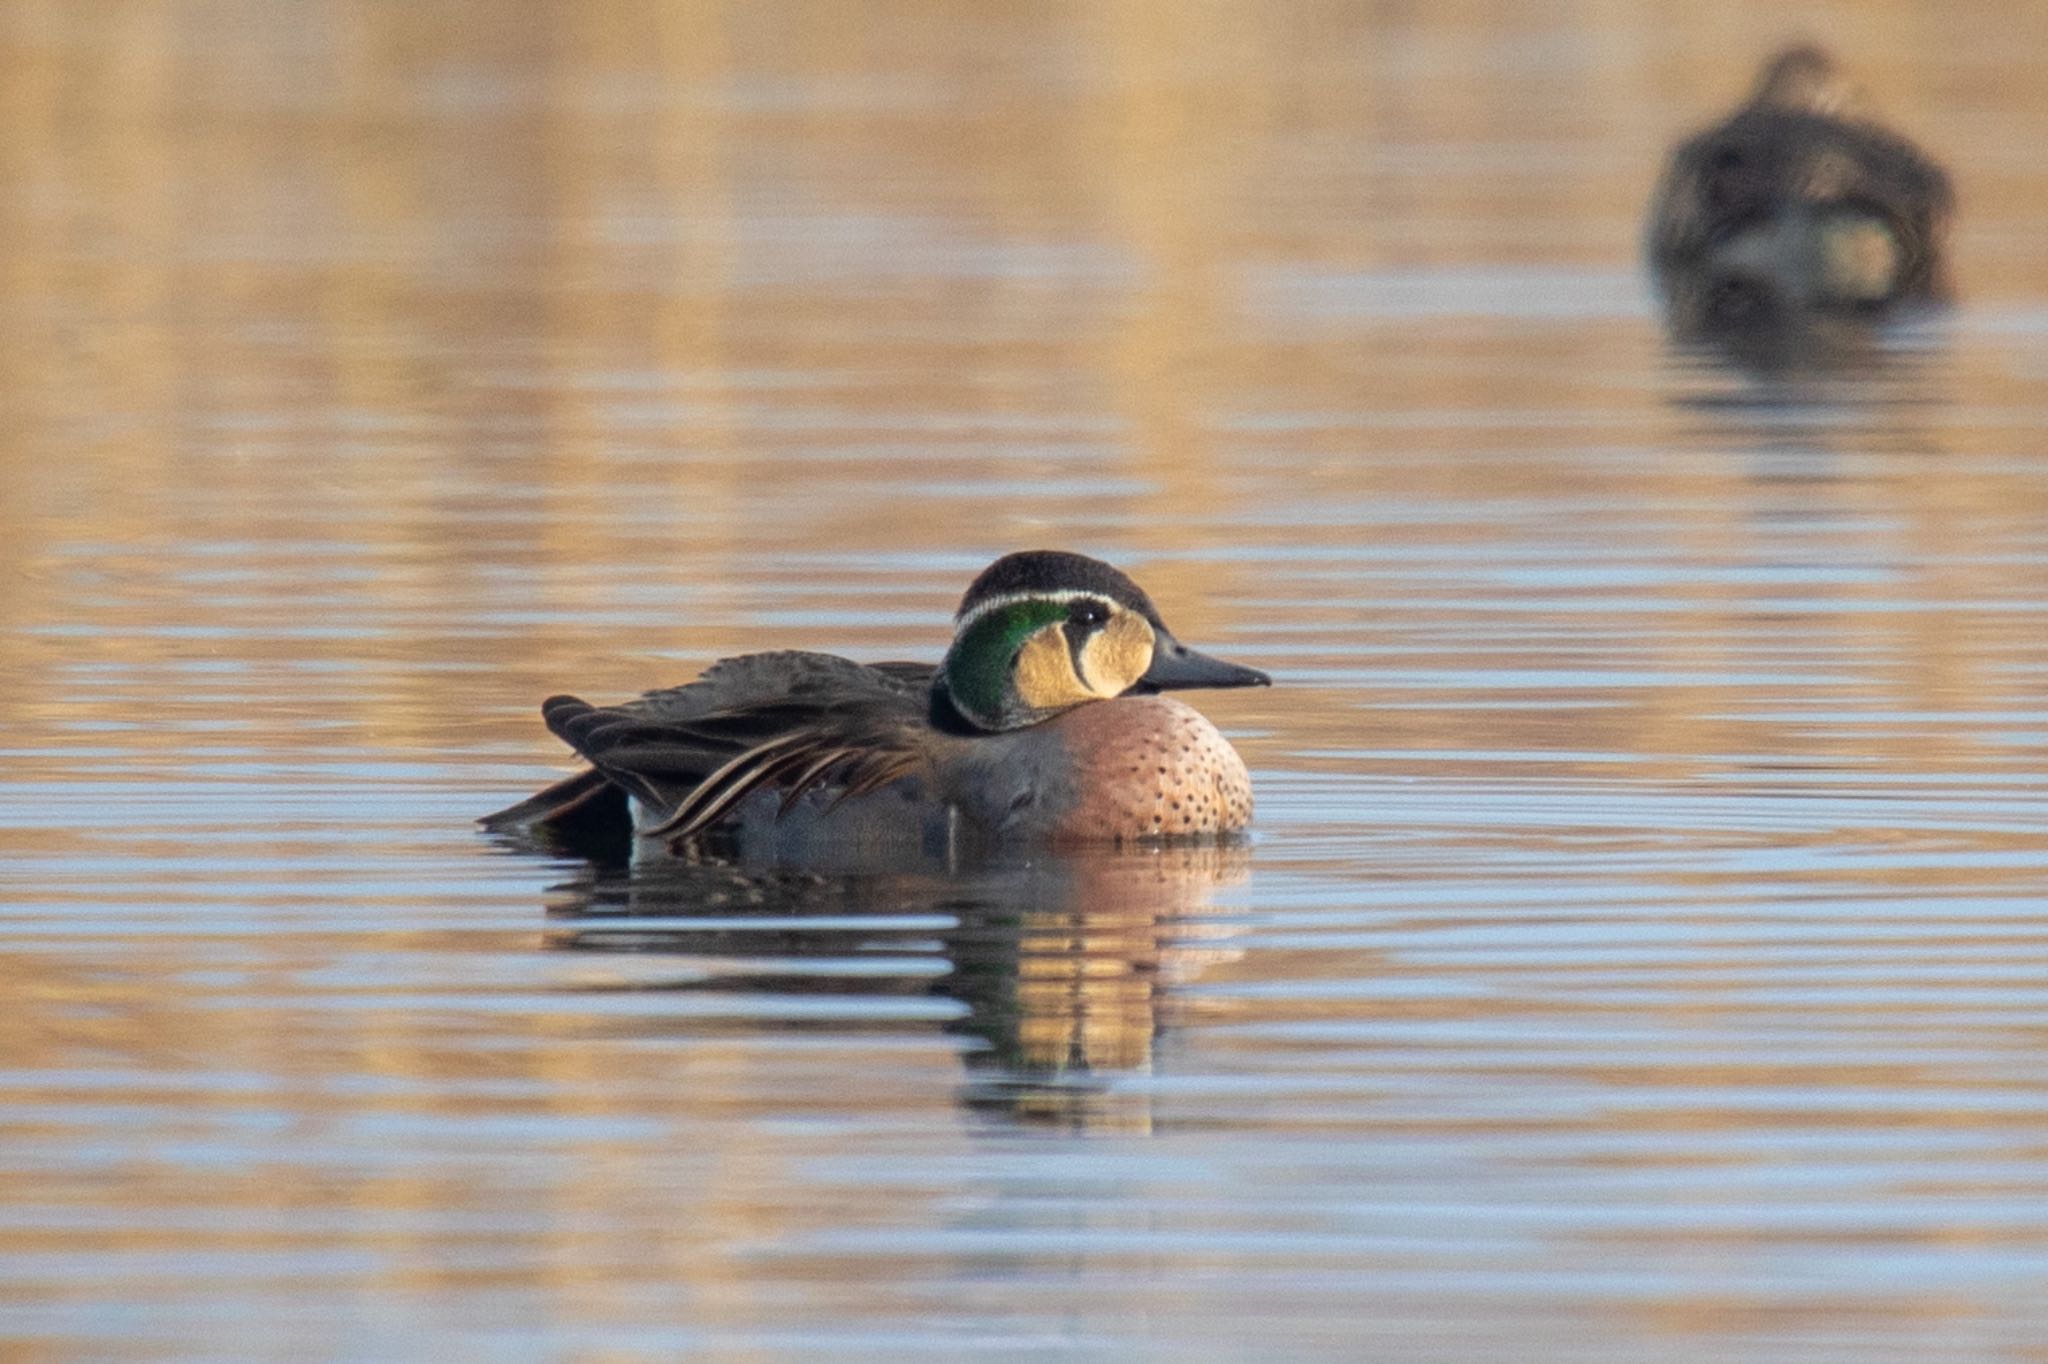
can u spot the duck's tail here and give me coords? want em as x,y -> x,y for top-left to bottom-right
479,766 -> 633,852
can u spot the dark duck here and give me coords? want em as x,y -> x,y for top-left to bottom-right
1647,46 -> 1953,354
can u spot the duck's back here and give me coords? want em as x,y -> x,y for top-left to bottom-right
483,651 -> 937,851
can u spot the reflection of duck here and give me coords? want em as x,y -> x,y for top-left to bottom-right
949,846 -> 1249,1109
543,844 -> 1249,1129
484,551 -> 1268,861
1647,46 -> 1952,357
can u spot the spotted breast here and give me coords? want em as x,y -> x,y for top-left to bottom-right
955,695 -> 1255,844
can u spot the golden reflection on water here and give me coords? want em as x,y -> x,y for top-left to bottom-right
0,0 -> 2040,771
2,0 -> 2048,1357
549,843 -> 1250,1133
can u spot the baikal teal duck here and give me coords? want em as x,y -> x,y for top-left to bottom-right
1647,45 -> 1952,351
483,551 -> 1270,858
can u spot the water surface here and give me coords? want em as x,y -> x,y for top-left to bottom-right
3,2 -> 2048,1359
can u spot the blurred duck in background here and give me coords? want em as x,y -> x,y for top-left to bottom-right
1647,46 -> 1952,361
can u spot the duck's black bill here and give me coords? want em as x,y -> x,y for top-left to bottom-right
1139,635 -> 1271,691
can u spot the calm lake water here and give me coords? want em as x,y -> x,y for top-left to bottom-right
4,2 -> 2048,1359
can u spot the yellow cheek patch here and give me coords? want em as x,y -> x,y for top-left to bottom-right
1079,612 -> 1155,697
1013,625 -> 1100,712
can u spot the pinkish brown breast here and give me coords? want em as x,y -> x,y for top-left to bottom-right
1039,695 -> 1254,842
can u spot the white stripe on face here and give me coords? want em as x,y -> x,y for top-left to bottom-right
953,589 -> 1109,630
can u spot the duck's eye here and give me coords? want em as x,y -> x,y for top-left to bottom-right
1066,598 -> 1111,628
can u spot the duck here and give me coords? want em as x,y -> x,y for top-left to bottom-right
482,550 -> 1270,857
1646,45 -> 1952,346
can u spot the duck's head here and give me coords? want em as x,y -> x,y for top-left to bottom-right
937,550 -> 1270,733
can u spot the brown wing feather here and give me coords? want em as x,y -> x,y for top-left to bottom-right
642,731 -> 828,838
645,723 -> 935,843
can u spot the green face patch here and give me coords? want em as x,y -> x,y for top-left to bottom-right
942,597 -> 1070,731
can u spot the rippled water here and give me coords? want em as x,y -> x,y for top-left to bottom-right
4,2 -> 2048,1359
